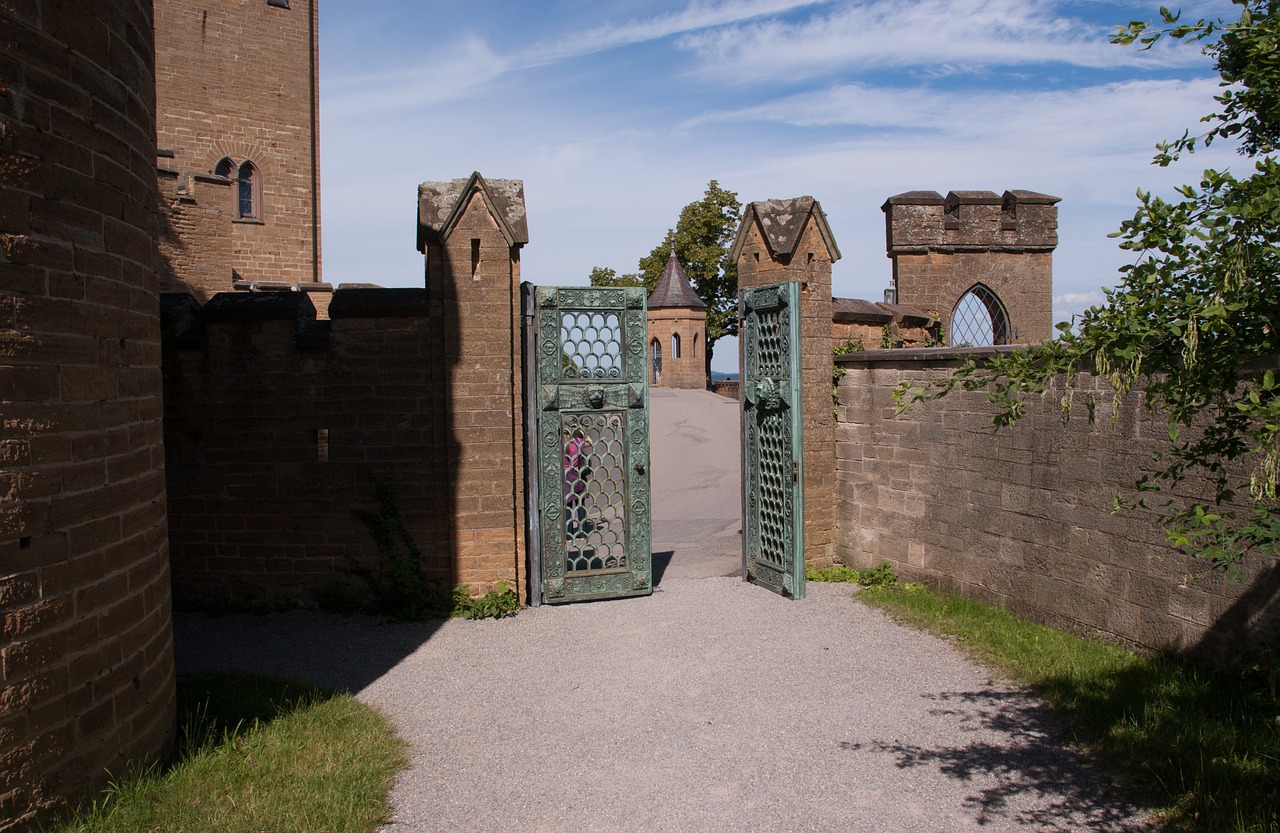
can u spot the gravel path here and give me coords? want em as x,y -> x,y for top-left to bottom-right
174,577 -> 1152,832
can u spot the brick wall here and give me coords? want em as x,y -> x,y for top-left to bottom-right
155,0 -> 321,296
884,190 -> 1057,345
0,2 -> 176,828
735,198 -> 837,568
646,308 -> 708,389
162,289 -> 463,604
834,349 -> 1280,663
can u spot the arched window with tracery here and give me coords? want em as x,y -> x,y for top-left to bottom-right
236,160 -> 260,219
214,157 -> 234,179
671,332 -> 681,359
950,284 -> 1010,346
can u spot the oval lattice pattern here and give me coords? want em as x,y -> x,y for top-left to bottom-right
561,312 -> 623,379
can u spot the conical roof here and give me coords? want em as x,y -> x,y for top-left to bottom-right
648,249 -> 707,310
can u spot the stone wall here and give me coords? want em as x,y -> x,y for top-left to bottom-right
647,308 -> 708,389
834,349 -> 1280,662
0,1 -> 176,828
734,197 -> 838,568
885,190 -> 1057,345
155,0 -> 321,296
162,288 -> 472,604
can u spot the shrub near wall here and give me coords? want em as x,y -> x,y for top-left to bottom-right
834,348 -> 1279,665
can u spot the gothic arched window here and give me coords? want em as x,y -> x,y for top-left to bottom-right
672,333 -> 681,359
237,160 -> 260,219
950,284 -> 1010,346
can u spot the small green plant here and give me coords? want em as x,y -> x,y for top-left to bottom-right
454,582 -> 521,620
880,324 -> 894,349
806,560 -> 902,588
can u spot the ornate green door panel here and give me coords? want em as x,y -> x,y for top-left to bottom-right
534,287 -> 651,604
740,282 -> 805,599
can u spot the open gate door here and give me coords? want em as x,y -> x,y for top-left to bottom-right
740,282 -> 805,599
533,286 -> 652,604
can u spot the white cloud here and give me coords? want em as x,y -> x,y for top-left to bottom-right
678,0 -> 1208,82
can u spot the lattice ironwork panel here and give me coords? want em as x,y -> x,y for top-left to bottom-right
561,311 -> 623,380
950,285 -> 1010,347
562,411 -> 629,573
752,307 -> 786,378
753,410 -> 792,571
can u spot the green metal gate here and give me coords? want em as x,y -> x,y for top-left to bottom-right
532,286 -> 652,604
740,282 -> 805,599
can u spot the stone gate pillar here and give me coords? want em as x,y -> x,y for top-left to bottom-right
417,173 -> 529,598
731,198 -> 841,567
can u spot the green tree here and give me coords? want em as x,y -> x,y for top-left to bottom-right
590,180 -> 742,376
898,1 -> 1280,572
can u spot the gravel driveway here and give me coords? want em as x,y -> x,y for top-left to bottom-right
174,576 -> 1151,832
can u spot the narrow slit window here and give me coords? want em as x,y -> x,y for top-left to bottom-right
315,429 -> 329,463
471,238 -> 481,276
671,333 -> 681,359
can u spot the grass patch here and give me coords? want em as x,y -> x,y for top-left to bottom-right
52,673 -> 407,833
857,584 -> 1280,833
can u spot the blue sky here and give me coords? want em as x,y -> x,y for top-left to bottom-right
317,0 -> 1241,370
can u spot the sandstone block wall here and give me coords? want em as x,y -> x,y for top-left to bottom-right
884,190 -> 1057,345
162,289 -> 464,604
834,350 -> 1279,662
735,199 -> 837,567
0,2 -> 176,828
647,308 -> 708,389
155,0 -> 321,296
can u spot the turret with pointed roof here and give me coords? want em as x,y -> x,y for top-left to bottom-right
648,248 -> 707,310
645,248 -> 709,389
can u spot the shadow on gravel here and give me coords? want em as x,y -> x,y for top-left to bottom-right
174,612 -> 447,695
841,688 -> 1150,832
653,550 -> 674,586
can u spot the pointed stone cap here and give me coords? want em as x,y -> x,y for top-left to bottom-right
648,249 -> 707,310
730,196 -> 841,263
417,171 -> 529,249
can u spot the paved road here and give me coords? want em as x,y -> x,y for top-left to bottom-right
174,389 -> 1151,832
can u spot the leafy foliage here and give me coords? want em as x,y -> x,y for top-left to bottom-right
806,560 -> 903,588
897,1 -> 1280,570
590,180 -> 742,372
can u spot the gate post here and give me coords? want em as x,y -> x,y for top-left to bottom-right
418,173 -> 529,599
731,198 -> 840,568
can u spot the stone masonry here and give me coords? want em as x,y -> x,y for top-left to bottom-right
647,249 -> 709,390
834,350 -> 1279,663
732,197 -> 840,568
884,190 -> 1058,345
155,0 -> 322,299
0,2 -> 176,828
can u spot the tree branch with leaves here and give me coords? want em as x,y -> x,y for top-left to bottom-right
897,0 -> 1280,571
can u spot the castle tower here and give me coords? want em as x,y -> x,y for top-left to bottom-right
883,190 -> 1059,345
646,249 -> 709,389
155,0 -> 323,301
1,1 -> 176,826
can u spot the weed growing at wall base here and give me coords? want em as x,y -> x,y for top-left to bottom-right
858,584 -> 1280,833
49,673 -> 406,833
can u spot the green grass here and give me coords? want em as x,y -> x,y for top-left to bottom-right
857,584 -> 1280,833
52,673 -> 407,833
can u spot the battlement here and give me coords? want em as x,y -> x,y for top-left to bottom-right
883,189 -> 1060,254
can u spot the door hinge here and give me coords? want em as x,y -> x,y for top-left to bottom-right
792,461 -> 799,484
